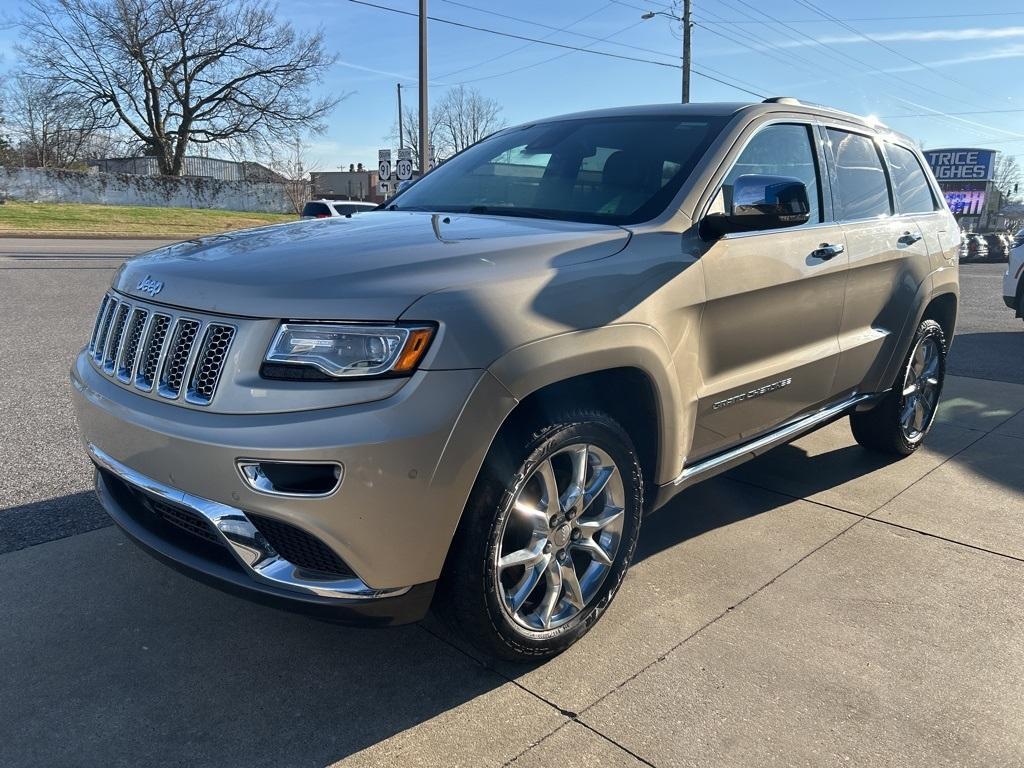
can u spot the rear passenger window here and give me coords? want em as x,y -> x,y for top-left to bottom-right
826,128 -> 891,220
885,144 -> 938,214
715,123 -> 821,224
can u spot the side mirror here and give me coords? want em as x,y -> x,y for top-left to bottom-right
700,175 -> 811,239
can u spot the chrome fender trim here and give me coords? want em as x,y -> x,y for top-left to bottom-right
88,444 -> 409,601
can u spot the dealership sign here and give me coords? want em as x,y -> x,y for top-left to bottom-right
924,148 -> 995,182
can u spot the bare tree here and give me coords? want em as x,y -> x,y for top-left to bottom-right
267,137 -> 316,215
17,0 -> 342,176
4,74 -> 115,168
392,85 -> 505,166
392,105 -> 443,170
994,153 -> 1022,202
433,85 -> 505,159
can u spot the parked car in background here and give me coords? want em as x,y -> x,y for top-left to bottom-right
1005,237 -> 1024,321
300,200 -> 377,219
1014,228 -> 1024,247
983,233 -> 1011,262
961,233 -> 988,261
71,99 -> 960,660
332,200 -> 379,216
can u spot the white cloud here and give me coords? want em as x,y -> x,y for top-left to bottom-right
766,25 -> 1024,50
886,43 -> 1024,72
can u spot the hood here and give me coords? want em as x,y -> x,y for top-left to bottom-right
114,211 -> 630,319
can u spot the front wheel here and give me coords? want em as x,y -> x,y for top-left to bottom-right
437,409 -> 643,661
850,319 -> 946,456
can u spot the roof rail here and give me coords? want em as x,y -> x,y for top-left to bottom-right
761,97 -> 891,130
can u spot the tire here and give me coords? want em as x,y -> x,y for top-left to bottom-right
437,408 -> 643,662
850,319 -> 946,456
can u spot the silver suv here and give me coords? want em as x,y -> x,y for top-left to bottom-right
72,99 -> 959,660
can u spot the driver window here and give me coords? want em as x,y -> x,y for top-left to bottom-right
710,123 -> 822,225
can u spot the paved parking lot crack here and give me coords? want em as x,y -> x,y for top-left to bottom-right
860,517 -> 1024,565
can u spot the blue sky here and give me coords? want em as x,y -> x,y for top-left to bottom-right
4,0 -> 1024,168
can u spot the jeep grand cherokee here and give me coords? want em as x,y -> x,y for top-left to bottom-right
72,99 -> 959,660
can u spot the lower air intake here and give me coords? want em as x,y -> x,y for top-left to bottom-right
246,512 -> 355,578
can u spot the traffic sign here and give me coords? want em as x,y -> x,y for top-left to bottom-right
378,148 -> 392,187
397,148 -> 413,180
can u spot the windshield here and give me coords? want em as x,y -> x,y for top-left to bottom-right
390,114 -> 727,225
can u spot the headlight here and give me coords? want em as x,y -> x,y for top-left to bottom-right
264,323 -> 435,378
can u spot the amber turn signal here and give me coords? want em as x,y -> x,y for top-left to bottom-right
393,327 -> 435,373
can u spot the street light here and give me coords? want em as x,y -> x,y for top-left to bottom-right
641,2 -> 692,104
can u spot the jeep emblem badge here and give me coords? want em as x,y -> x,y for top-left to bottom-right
136,275 -> 164,297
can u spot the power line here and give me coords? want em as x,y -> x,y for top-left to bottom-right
439,0 -> 678,62
346,0 -> 767,98
790,0 -> 1004,103
705,0 -> 1016,141
435,2 -> 617,80
609,1 -> 776,97
452,20 -> 649,85
700,11 -> 1024,24
347,0 -> 681,69
696,1 -> 848,79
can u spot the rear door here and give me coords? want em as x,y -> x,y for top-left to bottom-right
692,120 -> 848,460
824,127 -> 934,395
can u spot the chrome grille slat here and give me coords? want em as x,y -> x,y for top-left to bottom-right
129,311 -> 155,384
116,308 -> 149,383
186,325 -> 236,405
103,303 -> 131,373
89,295 -> 111,353
137,314 -> 172,391
93,298 -> 119,362
158,318 -> 202,399
87,294 -> 232,406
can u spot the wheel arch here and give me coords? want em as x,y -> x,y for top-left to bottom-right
486,324 -> 684,495
921,291 -> 958,346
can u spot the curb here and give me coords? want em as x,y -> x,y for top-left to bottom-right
0,232 -> 190,241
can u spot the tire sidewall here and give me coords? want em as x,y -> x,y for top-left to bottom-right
480,418 -> 643,657
895,320 -> 947,452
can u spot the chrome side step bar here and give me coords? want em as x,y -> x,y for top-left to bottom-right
670,393 -> 872,489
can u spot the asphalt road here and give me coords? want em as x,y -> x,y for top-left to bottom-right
948,261 -> 1023,383
1,238 -> 1022,767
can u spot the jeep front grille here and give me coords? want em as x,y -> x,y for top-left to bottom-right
87,293 -> 235,406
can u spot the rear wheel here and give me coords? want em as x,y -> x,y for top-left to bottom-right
850,319 -> 946,456
438,409 -> 643,661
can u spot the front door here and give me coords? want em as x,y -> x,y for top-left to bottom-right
691,121 -> 848,461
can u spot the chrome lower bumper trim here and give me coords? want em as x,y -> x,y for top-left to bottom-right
88,444 -> 410,601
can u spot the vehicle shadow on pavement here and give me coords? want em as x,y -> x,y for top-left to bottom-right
0,510 -> 517,768
0,490 -> 110,556
4,398 -> 1021,766
946,331 -> 1024,383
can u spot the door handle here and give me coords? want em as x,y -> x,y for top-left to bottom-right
898,231 -> 922,246
812,243 -> 845,260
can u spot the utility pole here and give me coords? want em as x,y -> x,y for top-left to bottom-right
681,0 -> 691,104
418,0 -> 429,174
641,1 -> 692,104
397,83 -> 404,150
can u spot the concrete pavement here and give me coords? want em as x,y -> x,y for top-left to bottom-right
1,239 -> 1022,766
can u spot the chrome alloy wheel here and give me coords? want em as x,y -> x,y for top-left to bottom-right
899,334 -> 943,443
495,443 -> 625,632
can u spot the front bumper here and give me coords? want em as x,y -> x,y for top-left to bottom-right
92,447 -> 434,624
1004,261 -> 1022,314
72,350 -> 518,593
